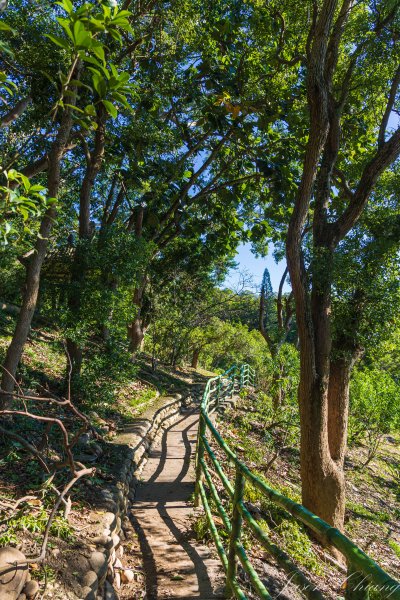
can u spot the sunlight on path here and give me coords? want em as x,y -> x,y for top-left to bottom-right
130,410 -> 224,600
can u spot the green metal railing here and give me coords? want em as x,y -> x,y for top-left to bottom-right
194,364 -> 400,600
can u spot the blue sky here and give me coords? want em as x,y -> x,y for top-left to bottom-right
224,242 -> 290,293
224,114 -> 400,294
224,113 -> 400,295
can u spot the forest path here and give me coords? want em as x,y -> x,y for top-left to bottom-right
129,407 -> 225,600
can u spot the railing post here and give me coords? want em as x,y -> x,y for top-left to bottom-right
345,566 -> 370,600
226,465 -> 245,596
194,412 -> 206,507
216,376 -> 222,407
233,368 -> 238,397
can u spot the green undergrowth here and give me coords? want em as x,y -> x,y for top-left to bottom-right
198,389 -> 400,589
0,318 -> 159,425
243,477 -> 322,574
347,501 -> 391,524
389,540 -> 400,559
1,510 -> 74,546
193,465 -> 322,576
0,452 -> 76,547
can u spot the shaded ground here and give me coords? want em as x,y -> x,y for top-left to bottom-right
129,408 -> 225,600
208,391 -> 400,598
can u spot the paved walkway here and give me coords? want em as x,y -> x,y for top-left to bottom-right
130,408 -> 224,600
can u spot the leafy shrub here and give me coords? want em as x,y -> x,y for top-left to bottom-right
1,509 -> 74,546
78,342 -> 139,411
274,520 -> 323,575
349,368 -> 400,465
389,539 -> 400,559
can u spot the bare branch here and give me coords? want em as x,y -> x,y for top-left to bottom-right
326,0 -> 354,83
331,127 -> 400,244
333,167 -> 354,200
0,425 -> 49,472
378,64 -> 400,148
277,266 -> 289,330
0,467 -> 93,572
0,97 -> 31,128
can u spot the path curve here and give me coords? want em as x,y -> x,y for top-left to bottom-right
130,407 -> 224,600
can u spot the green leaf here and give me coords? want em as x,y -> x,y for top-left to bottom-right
112,91 -> 131,110
45,34 -> 70,50
84,104 -> 96,116
73,20 -> 91,48
29,184 -> 46,193
0,41 -> 14,59
102,100 -> 117,118
84,60 -> 109,80
0,22 -> 16,33
113,10 -> 131,19
20,174 -> 30,191
108,28 -> 122,43
91,41 -> 105,63
102,4 -> 111,20
91,71 -> 107,98
69,79 -> 93,92
65,103 -> 85,114
88,18 -> 106,32
6,169 -> 18,181
57,17 -> 75,43
55,0 -> 73,14
110,63 -> 118,78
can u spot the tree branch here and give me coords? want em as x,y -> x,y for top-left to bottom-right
331,127 -> 400,244
378,64 -> 400,149
0,97 -> 31,128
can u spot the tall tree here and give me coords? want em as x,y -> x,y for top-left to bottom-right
0,0 -> 136,401
284,0 -> 400,529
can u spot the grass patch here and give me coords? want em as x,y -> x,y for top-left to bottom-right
389,539 -> 400,559
347,501 -> 391,524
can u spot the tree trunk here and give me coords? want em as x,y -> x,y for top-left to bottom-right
191,348 -> 200,369
66,106 -> 106,380
327,358 -> 351,465
327,350 -> 361,464
128,283 -> 149,355
300,340 -> 361,532
128,314 -> 145,353
100,278 -> 117,341
66,338 -> 83,383
66,242 -> 87,381
287,225 -> 346,530
299,374 -> 346,530
0,74 -> 79,406
271,367 -> 283,410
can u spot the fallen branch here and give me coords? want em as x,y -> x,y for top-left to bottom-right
0,425 -> 50,472
0,466 -> 93,572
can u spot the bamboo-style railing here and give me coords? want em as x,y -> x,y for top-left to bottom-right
194,364 -> 400,600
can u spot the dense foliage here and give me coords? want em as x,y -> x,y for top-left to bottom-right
0,0 -> 399,569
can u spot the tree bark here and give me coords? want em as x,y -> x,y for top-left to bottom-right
66,106 -> 106,379
327,358 -> 352,465
299,376 -> 346,529
128,285 -> 148,353
1,72 -> 80,406
285,0 -> 349,531
0,96 -> 31,128
191,348 -> 200,369
128,316 -> 145,352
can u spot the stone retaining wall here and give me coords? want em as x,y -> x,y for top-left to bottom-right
80,392 -> 194,600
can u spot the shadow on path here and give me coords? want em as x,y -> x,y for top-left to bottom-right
130,409 -> 224,600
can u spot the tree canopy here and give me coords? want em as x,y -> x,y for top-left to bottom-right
0,0 -> 399,560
